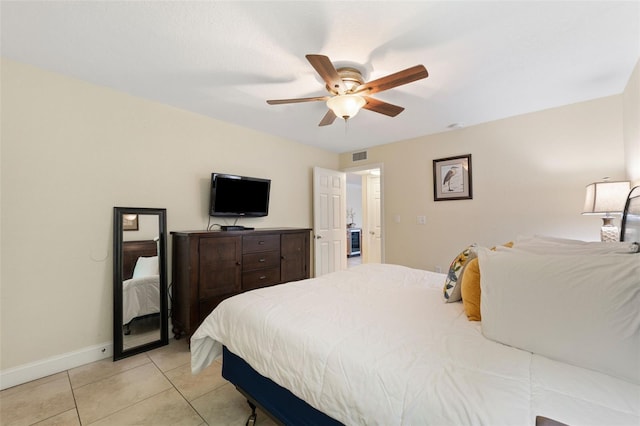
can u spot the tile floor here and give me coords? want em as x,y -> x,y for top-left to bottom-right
0,338 -> 277,426
347,255 -> 362,268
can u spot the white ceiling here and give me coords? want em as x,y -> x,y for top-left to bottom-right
1,1 -> 638,154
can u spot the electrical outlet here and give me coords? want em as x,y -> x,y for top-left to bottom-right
417,215 -> 426,225
435,266 -> 442,273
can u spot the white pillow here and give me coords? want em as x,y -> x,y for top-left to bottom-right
517,235 -> 590,245
132,256 -> 159,278
478,248 -> 640,384
513,237 -> 638,254
506,244 -> 638,255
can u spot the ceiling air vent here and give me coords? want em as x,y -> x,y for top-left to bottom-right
352,151 -> 368,162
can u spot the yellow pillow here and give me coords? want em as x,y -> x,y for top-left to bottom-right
461,242 -> 513,321
461,258 -> 481,321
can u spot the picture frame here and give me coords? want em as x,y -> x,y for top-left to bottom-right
122,214 -> 139,231
433,154 -> 473,201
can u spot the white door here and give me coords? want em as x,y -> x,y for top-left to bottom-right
313,167 -> 347,276
365,174 -> 382,263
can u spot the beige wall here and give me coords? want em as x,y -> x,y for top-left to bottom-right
623,58 -> 640,186
0,59 -> 339,371
340,95 -> 627,271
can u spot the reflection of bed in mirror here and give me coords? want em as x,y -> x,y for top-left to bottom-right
122,240 -> 160,337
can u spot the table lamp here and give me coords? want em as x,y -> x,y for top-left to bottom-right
582,179 -> 630,241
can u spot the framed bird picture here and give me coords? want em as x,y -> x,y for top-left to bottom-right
433,154 -> 473,201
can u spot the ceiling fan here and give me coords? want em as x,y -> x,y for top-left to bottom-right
266,54 -> 429,126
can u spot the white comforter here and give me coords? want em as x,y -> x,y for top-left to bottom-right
122,274 -> 160,325
191,264 -> 639,426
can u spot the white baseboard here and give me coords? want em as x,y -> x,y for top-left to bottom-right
0,342 -> 113,390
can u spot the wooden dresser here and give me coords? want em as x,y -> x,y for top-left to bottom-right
170,228 -> 311,339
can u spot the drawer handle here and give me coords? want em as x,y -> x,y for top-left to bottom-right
259,258 -> 266,262
258,241 -> 265,245
259,275 -> 267,280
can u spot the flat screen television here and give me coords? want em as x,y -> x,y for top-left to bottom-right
209,173 -> 271,217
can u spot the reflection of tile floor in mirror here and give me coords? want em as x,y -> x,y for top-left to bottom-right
0,338 -> 277,426
123,315 -> 162,350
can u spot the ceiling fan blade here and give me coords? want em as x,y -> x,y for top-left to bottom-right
306,54 -> 347,95
355,65 -> 428,95
362,96 -> 405,117
267,96 -> 329,105
318,109 -> 337,126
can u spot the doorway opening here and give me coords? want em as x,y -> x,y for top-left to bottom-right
345,165 -> 383,268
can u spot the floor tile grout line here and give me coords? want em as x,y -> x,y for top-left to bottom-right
5,343 -> 234,426
18,371 -> 80,426
66,370 -> 83,426
74,348 -> 184,424
152,352 -> 209,426
74,359 -> 171,425
81,387 -> 174,425
70,354 -> 154,392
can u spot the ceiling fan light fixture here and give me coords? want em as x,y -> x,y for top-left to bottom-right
267,54 -> 428,126
326,94 -> 366,120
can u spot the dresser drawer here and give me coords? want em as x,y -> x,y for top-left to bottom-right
243,251 -> 280,271
243,234 -> 280,253
242,267 -> 280,290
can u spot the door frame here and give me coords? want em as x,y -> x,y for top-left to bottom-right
344,163 -> 385,264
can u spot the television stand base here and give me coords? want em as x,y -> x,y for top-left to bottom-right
221,226 -> 254,231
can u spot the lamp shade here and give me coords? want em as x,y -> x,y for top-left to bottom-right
582,181 -> 630,215
326,95 -> 366,119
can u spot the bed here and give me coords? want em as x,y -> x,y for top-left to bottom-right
191,187 -> 640,426
122,240 -> 161,333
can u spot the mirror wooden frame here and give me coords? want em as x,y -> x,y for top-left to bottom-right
113,207 -> 168,360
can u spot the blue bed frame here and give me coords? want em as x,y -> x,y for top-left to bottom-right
222,346 -> 343,425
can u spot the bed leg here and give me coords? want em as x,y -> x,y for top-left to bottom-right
245,400 -> 257,426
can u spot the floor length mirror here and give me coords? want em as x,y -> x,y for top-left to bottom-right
113,207 -> 168,360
